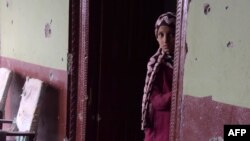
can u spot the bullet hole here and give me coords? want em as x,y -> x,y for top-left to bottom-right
226,41 -> 234,48
61,57 -> 64,62
225,6 -> 229,10
45,23 -> 52,38
11,20 -> 13,24
204,3 -> 211,15
6,2 -> 9,7
195,58 -> 198,61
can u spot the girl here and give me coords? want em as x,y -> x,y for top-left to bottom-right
141,12 -> 176,141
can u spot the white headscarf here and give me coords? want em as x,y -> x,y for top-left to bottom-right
154,12 -> 176,38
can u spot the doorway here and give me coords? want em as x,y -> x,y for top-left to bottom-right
86,0 -> 177,141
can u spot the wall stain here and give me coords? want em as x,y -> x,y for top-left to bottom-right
44,20 -> 52,38
6,0 -> 12,8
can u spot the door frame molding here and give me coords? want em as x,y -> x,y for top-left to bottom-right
68,0 -> 89,141
68,0 -> 188,140
169,0 -> 188,141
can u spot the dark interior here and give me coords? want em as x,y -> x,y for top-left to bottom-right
87,0 -> 176,140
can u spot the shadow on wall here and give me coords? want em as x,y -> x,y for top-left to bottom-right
7,73 -> 24,119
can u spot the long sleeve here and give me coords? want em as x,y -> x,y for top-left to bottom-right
150,64 -> 173,110
144,63 -> 173,141
150,89 -> 171,110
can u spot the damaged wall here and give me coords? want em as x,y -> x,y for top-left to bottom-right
1,0 -> 68,70
0,0 -> 69,141
182,0 -> 250,140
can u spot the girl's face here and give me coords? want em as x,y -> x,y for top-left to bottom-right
156,25 -> 175,54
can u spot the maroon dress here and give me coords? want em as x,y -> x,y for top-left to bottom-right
144,63 -> 173,141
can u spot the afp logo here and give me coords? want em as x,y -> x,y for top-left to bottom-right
224,125 -> 250,141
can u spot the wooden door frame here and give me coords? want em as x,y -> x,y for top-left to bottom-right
68,0 -> 89,141
67,0 -> 188,140
169,0 -> 188,141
